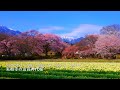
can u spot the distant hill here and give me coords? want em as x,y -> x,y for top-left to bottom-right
0,25 -> 21,35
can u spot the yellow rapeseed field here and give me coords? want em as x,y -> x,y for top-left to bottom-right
0,61 -> 120,72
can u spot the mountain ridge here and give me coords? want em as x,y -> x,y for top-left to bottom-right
61,36 -> 84,44
0,25 -> 83,44
0,25 -> 21,35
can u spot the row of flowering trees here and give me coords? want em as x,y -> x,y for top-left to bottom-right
1,24 -> 120,60
62,24 -> 120,59
0,30 -> 69,59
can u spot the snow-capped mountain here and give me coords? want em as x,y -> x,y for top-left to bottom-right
61,36 -> 84,45
0,25 -> 21,35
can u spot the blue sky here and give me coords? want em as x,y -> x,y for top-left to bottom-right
0,11 -> 120,38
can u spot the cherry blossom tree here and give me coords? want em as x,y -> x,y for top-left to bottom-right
76,34 -> 98,50
73,34 -> 98,58
42,34 -> 69,57
15,30 -> 44,57
94,35 -> 120,59
100,24 -> 120,37
0,33 -> 9,41
0,36 -> 16,56
62,45 -> 79,59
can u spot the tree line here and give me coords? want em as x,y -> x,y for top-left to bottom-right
62,24 -> 120,59
0,24 -> 120,60
0,30 -> 69,60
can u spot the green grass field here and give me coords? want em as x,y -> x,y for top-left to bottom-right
0,59 -> 120,79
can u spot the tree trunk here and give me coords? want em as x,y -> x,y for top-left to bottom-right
45,51 -> 48,57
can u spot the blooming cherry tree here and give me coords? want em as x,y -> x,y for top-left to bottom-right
94,35 -> 120,59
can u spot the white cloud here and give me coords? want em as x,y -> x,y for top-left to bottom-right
37,24 -> 103,38
38,26 -> 64,33
59,24 -> 102,38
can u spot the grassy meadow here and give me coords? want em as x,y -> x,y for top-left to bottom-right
1,59 -> 120,79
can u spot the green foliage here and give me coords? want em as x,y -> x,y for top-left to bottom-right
1,68 -> 120,79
